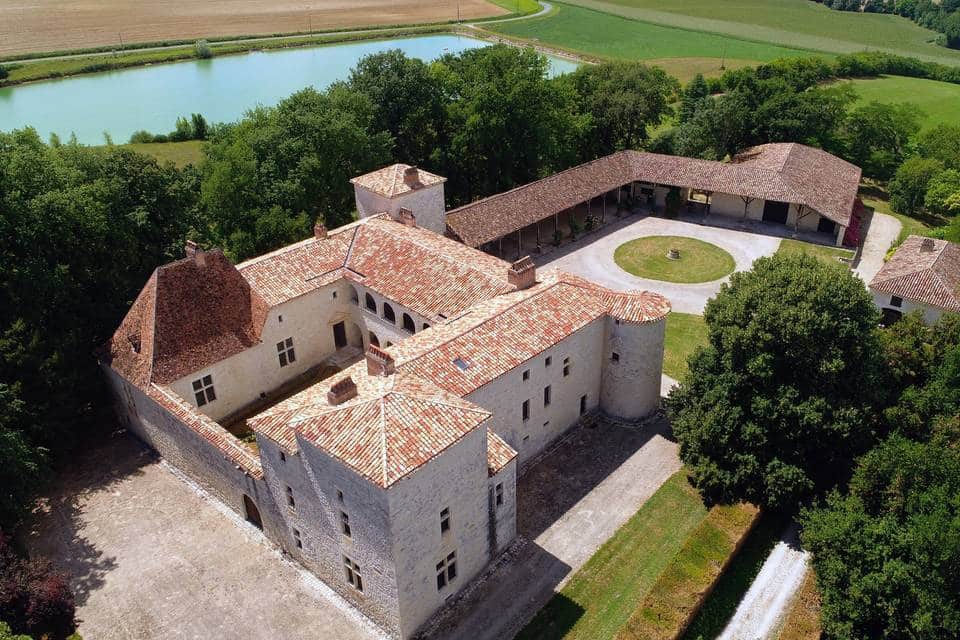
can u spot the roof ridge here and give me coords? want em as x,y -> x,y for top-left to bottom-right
378,376 -> 390,487
391,387 -> 492,416
146,270 -> 158,384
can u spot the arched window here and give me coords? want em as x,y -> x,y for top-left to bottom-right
369,332 -> 380,347
365,293 -> 377,312
422,322 -> 431,331
402,313 -> 416,334
382,302 -> 396,324
350,286 -> 359,305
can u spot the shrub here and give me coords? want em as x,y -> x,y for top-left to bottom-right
190,113 -> 208,140
0,533 -> 77,640
0,65 -> 8,81
194,40 -> 213,59
128,130 -> 158,144
665,187 -> 682,218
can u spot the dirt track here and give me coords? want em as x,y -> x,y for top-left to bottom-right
0,0 -> 507,57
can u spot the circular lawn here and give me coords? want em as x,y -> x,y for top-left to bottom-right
613,236 -> 735,283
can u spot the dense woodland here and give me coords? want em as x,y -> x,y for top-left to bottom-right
1,45 -> 959,638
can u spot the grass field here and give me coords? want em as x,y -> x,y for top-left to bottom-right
517,472 -> 708,640
124,141 -> 204,167
847,75 -> 960,132
562,0 -> 960,66
486,2 -> 813,77
0,0 -> 506,57
614,236 -> 736,283
776,239 -> 854,267
777,569 -> 822,640
664,312 -> 708,381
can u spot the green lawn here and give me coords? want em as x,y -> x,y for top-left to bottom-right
489,0 -> 541,13
614,236 -> 735,283
517,472 -> 708,640
664,312 -> 708,380
124,140 -> 204,167
561,0 -> 960,66
776,239 -> 854,267
848,75 -> 960,132
486,2 -> 813,69
680,514 -> 787,640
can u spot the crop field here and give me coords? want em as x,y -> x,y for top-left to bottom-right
561,0 -> 960,65
848,75 -> 960,131
488,2 -> 813,76
0,0 -> 506,57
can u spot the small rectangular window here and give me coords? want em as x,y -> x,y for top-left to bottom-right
522,399 -> 530,421
890,295 -> 903,308
344,556 -> 363,592
440,507 -> 450,534
544,385 -> 551,407
522,369 -> 530,381
563,357 -> 570,377
279,451 -> 286,463
341,511 -> 351,537
286,486 -> 296,509
277,337 -> 296,367
495,483 -> 503,507
545,356 -> 552,367
436,551 -> 457,590
580,395 -> 587,416
278,314 -> 283,323
337,489 -> 344,503
611,352 -> 620,363
293,528 -> 302,549
191,374 -> 216,407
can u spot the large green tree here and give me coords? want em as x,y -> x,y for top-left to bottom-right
801,435 -> 960,640
888,156 -> 945,215
667,254 -> 884,511
563,61 -> 677,159
200,86 -> 393,260
840,101 -> 921,180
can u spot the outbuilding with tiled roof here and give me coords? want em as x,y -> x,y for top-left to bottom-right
869,235 -> 960,325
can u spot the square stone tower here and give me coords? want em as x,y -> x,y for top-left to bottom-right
350,164 -> 447,235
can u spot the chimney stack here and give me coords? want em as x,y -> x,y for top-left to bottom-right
314,221 -> 328,240
398,207 -> 417,227
403,165 -> 421,189
185,239 -> 206,268
366,345 -> 396,377
920,237 -> 936,253
327,376 -> 358,406
507,256 -> 536,290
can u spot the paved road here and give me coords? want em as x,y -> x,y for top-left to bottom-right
27,437 -> 384,640
854,211 -> 901,284
541,215 -> 782,314
717,523 -> 809,640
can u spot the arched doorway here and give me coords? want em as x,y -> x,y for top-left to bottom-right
243,495 -> 263,530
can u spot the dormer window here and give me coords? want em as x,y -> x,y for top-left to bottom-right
192,375 -> 216,407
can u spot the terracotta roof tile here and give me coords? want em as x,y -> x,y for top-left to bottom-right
446,144 -> 861,248
349,164 -> 446,198
487,429 -> 517,476
870,236 -> 960,312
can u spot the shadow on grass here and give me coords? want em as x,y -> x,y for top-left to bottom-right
514,593 -> 587,640
679,512 -> 790,640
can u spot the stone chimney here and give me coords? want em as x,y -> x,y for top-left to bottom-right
921,237 -> 936,252
314,221 -> 328,240
185,239 -> 206,268
508,256 -> 536,290
366,345 -> 396,377
327,376 -> 358,405
398,207 -> 417,227
403,165 -> 422,189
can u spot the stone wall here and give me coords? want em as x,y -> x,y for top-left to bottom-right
354,183 -> 447,235
600,316 -> 665,420
871,289 -> 945,325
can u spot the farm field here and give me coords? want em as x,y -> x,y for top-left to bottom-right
487,3 -> 814,79
0,0 -> 506,57
562,0 -> 960,65
124,141 -> 204,168
848,75 -> 960,132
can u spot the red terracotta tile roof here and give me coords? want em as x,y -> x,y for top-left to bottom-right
250,372 -> 491,488
103,250 -> 269,386
487,430 -> 517,476
446,144 -> 861,247
148,384 -> 264,479
870,236 -> 960,312
349,164 -> 446,198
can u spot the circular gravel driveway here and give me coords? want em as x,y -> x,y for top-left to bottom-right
540,216 -> 783,314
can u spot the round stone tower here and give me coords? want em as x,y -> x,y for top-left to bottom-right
600,291 -> 671,420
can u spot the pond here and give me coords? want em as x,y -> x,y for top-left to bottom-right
0,35 -> 579,145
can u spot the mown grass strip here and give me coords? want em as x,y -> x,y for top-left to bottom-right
663,312 -> 707,381
776,569 -> 821,640
680,513 -> 788,640
616,501 -> 761,640
775,239 -> 854,268
517,472 -> 708,640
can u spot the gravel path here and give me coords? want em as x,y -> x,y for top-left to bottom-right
717,522 -> 810,640
854,211 -> 901,284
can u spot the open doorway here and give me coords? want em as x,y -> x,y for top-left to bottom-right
243,495 -> 263,530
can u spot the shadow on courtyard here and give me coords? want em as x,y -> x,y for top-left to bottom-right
25,434 -> 152,606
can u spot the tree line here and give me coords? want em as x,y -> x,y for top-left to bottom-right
813,0 -> 960,49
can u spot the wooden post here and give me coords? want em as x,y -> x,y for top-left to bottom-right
536,221 -> 541,251
516,229 -> 522,259
498,236 -> 503,257
602,194 -> 606,223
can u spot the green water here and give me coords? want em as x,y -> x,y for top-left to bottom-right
0,35 -> 578,145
